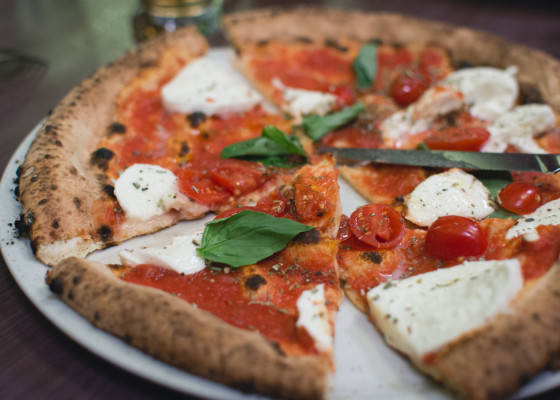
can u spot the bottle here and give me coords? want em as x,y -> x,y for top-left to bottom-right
133,0 -> 223,42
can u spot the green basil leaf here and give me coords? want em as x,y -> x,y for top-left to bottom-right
302,102 -> 365,141
473,171 -> 520,220
354,42 -> 378,89
220,126 -> 306,167
486,206 -> 521,220
197,210 -> 314,267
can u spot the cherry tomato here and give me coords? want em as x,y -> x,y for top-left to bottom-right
209,159 -> 267,196
255,189 -> 288,217
349,204 -> 405,249
337,214 -> 351,241
425,216 -> 487,261
498,182 -> 543,215
423,126 -> 490,151
177,169 -> 230,207
389,72 -> 429,107
213,206 -> 260,220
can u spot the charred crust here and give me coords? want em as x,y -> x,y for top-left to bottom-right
68,290 -> 74,300
325,38 -> 348,52
90,147 -> 115,170
519,83 -> 545,105
73,275 -> 82,285
178,141 -> 190,157
256,39 -> 269,47
15,165 -> 23,178
51,219 -> 59,229
73,197 -> 82,210
394,195 -> 405,204
244,274 -> 267,291
186,112 -> 206,128
98,225 -> 113,242
14,216 -> 30,238
102,184 -> 115,198
361,251 -> 383,264
54,140 -> 63,147
292,228 -> 321,245
30,239 -> 38,255
69,166 -> 78,175
295,36 -> 313,44
457,60 -> 475,69
38,199 -> 48,205
108,122 -> 126,135
48,278 -> 64,295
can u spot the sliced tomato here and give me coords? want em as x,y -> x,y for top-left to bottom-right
498,182 -> 543,215
389,72 -> 429,107
294,181 -> 336,222
209,159 -> 267,196
177,169 -> 230,207
337,214 -> 351,241
213,206 -> 260,220
423,126 -> 491,151
349,204 -> 405,249
425,216 -> 487,261
255,189 -> 288,217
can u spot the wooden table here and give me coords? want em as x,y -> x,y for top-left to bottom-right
1,1 -> 559,399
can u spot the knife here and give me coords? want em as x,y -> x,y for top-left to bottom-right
318,147 -> 560,173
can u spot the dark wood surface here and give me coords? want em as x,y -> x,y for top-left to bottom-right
1,1 -> 560,399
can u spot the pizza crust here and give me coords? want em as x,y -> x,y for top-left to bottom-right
18,28 -> 208,266
46,257 -> 329,399
223,7 -> 560,112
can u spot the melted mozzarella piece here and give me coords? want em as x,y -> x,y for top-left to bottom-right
273,78 -> 335,118
381,86 -> 464,147
367,258 -> 523,358
161,58 -> 262,116
296,284 -> 333,352
482,104 -> 556,153
405,168 -> 494,226
114,164 -> 189,222
120,231 -> 206,275
506,198 -> 560,241
441,66 -> 518,120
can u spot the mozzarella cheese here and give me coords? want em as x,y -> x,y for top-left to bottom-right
119,231 -> 206,275
161,58 -> 262,116
381,86 -> 464,147
441,66 -> 518,120
114,164 -> 188,222
482,104 -> 555,153
405,168 -> 494,226
296,284 -> 333,353
506,198 -> 560,241
272,78 -> 335,118
367,258 -> 523,359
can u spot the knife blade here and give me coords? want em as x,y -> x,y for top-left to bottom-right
318,147 -> 560,173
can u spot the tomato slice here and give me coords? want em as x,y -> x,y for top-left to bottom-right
498,182 -> 543,215
425,216 -> 487,261
389,72 -> 429,107
337,214 -> 351,241
255,189 -> 288,217
209,159 -> 267,196
177,169 -> 230,208
423,126 -> 490,151
349,204 -> 405,249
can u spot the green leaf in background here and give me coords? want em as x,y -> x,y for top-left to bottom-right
302,102 -> 365,141
474,171 -> 520,220
220,126 -> 306,167
197,210 -> 314,267
354,41 -> 378,89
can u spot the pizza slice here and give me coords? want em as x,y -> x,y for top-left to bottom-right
45,157 -> 343,399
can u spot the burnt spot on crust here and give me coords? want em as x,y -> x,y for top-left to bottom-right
30,239 -> 38,255
295,36 -> 313,44
38,198 -> 48,205
325,38 -> 348,53
178,141 -> 190,157
292,228 -> 321,245
98,225 -> 113,242
361,251 -> 383,264
457,60 -> 475,69
256,39 -> 269,47
73,275 -> 82,284
69,166 -> 78,175
244,274 -> 267,291
187,112 -> 206,128
519,83 -> 545,105
54,139 -> 63,147
51,219 -> 59,229
103,184 -> 115,198
48,278 -> 64,295
14,215 -> 31,238
108,122 -> 126,135
73,197 -> 82,210
90,147 -> 115,170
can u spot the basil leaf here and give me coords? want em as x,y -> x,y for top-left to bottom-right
197,210 -> 314,267
487,206 -> 521,220
302,103 -> 365,141
474,171 -> 520,220
354,42 -> 378,89
220,126 -> 306,167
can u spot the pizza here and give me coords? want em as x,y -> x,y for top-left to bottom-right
14,6 -> 560,400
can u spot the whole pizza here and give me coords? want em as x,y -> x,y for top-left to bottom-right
14,6 -> 560,400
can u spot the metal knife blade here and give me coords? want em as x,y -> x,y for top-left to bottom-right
318,147 -> 560,173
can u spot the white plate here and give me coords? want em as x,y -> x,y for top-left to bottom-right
1,48 -> 560,400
